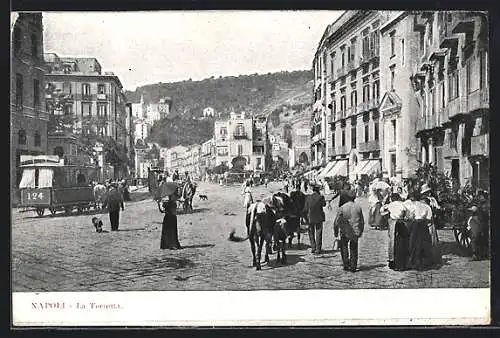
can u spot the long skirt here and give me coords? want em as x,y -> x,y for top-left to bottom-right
369,202 -> 383,228
393,221 -> 410,271
408,220 -> 435,270
160,213 -> 181,249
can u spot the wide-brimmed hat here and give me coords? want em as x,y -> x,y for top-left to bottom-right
420,184 -> 431,194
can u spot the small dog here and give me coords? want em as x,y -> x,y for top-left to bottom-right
199,194 -> 208,200
91,217 -> 104,233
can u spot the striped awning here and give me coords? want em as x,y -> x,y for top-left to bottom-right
360,160 -> 381,176
324,160 -> 348,178
317,161 -> 336,179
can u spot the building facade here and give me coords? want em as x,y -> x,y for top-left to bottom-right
43,53 -> 129,179
410,11 -> 489,190
11,13 -> 49,202
214,112 -> 267,171
313,11 -> 387,180
378,11 -> 421,181
200,138 -> 216,175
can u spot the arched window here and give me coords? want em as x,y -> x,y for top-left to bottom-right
34,131 -> 41,147
18,129 -> 26,145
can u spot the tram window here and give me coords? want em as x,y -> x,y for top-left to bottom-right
77,173 -> 86,184
34,168 -> 39,188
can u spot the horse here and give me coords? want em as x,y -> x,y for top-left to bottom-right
179,181 -> 197,213
93,183 -> 107,209
288,190 -> 307,248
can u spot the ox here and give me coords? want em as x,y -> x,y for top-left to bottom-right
246,201 -> 275,270
93,183 -> 107,209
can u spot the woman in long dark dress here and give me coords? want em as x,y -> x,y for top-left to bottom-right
160,197 -> 182,250
407,196 -> 435,270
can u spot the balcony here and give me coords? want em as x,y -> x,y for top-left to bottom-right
467,88 -> 489,112
233,132 -> 248,140
346,60 -> 356,73
443,146 -> 459,159
470,134 -> 489,156
347,106 -> 357,116
336,67 -> 346,78
368,98 -> 379,111
312,133 -> 324,144
358,140 -> 380,153
334,146 -> 348,155
97,93 -> 107,100
81,94 -> 92,101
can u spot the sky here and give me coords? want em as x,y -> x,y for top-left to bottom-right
42,11 -> 343,91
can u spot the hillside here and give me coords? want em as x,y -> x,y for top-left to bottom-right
126,70 -> 313,148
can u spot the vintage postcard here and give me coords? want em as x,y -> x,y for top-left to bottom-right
11,10 -> 490,326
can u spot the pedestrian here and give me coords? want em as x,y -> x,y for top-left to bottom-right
333,190 -> 364,272
368,187 -> 385,230
242,180 -> 253,210
407,193 -> 437,270
160,194 -> 182,250
264,177 -> 269,188
303,184 -> 326,254
304,179 -> 309,192
380,193 -> 409,270
103,183 -> 124,231
172,169 -> 180,181
284,180 -> 289,193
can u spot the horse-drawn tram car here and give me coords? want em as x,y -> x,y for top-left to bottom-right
18,155 -> 98,217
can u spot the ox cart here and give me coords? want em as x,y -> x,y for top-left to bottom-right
18,155 -> 98,217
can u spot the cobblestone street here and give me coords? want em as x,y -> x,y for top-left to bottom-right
12,182 -> 490,292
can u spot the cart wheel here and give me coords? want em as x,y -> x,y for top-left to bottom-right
77,207 -> 84,214
35,208 -> 45,217
453,226 -> 472,251
49,207 -> 57,216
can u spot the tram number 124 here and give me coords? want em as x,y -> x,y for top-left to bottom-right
26,192 -> 45,201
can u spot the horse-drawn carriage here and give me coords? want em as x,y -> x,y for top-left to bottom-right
153,180 -> 197,214
18,155 -> 98,216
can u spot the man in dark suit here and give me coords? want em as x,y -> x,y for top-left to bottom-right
303,184 -> 326,254
334,190 -> 365,272
103,183 -> 125,231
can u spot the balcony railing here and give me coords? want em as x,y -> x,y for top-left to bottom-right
470,134 -> 489,156
358,140 -> 380,153
97,93 -> 107,100
443,145 -> 459,159
312,133 -> 323,144
233,132 -> 248,139
346,60 -> 356,72
467,88 -> 489,112
336,67 -> 346,78
334,146 -> 348,155
347,106 -> 357,116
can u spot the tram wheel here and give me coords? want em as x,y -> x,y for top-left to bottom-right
35,208 -> 45,217
49,207 -> 57,216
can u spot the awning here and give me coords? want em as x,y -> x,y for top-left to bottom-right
38,168 -> 54,188
352,161 -> 369,176
360,160 -> 381,176
317,161 -> 336,179
324,160 -> 348,178
19,168 -> 36,188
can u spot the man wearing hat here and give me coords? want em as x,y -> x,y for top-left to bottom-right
334,190 -> 365,272
468,202 -> 489,261
103,182 -> 125,231
303,183 -> 326,254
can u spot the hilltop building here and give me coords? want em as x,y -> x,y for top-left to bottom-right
214,112 -> 267,171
